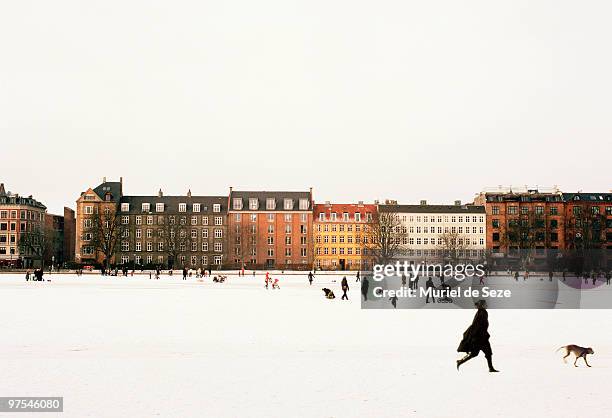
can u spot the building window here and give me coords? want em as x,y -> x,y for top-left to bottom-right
213,204 -> 221,213
156,203 -> 164,212
233,198 -> 243,210
266,198 -> 275,210
249,198 -> 258,210
214,242 -> 223,252
141,203 -> 150,212
214,216 -> 223,226
283,199 -> 293,210
193,203 -> 201,213
121,203 -> 130,212
319,213 -> 326,221
214,229 -> 223,239
179,203 -> 187,212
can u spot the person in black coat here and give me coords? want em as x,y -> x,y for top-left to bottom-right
361,277 -> 369,301
457,300 -> 499,372
341,276 -> 349,300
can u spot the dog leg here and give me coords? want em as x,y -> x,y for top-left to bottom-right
584,356 -> 591,367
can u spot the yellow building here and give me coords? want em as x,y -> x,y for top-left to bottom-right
313,202 -> 376,271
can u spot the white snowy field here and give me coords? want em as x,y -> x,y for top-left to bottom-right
1,272 -> 611,418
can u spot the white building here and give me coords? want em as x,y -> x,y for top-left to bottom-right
379,200 -> 486,262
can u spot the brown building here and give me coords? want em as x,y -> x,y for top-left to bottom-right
0,182 -> 47,268
562,192 -> 612,269
474,187 -> 565,255
44,207 -> 76,267
313,202 -> 376,270
76,178 -> 229,269
228,188 -> 313,269
75,178 -> 123,266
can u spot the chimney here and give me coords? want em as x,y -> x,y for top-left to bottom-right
187,189 -> 192,198
158,188 -> 163,198
0,183 -> 5,196
120,177 -> 123,184
325,200 -> 331,206
420,200 -> 427,205
103,176 -> 106,183
358,200 -> 364,206
374,199 -> 379,205
454,200 -> 461,206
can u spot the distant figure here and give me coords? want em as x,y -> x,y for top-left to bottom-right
341,276 -> 349,300
549,271 -> 554,282
425,277 -> 435,303
514,271 -> 519,281
182,268 -> 188,280
308,271 -> 314,286
322,288 -> 335,299
361,277 -> 369,301
524,270 -> 529,281
265,275 -> 270,289
389,295 -> 398,308
272,277 -> 280,289
457,300 -> 499,373
356,271 -> 360,282
606,271 -> 611,285
25,270 -> 31,281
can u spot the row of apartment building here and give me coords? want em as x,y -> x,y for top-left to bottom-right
2,179 -> 611,270
0,183 -> 75,268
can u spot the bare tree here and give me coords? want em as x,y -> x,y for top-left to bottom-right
159,215 -> 192,269
88,206 -> 123,270
18,223 -> 56,267
230,219 -> 257,269
363,211 -> 408,265
437,230 -> 469,264
501,212 -> 544,268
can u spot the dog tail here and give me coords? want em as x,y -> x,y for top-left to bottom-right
555,346 -> 566,353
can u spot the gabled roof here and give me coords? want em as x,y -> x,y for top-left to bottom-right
93,182 -> 122,202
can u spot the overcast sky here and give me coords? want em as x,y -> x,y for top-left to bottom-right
1,0 -> 610,214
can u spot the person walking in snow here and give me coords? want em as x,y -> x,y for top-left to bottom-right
341,276 -> 349,300
272,277 -> 280,289
308,271 -> 314,285
361,277 -> 369,301
457,300 -> 499,373
425,277 -> 435,304
356,271 -> 360,282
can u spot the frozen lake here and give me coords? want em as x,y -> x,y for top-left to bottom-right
0,272 -> 611,417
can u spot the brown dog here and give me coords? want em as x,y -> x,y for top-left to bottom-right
556,345 -> 594,367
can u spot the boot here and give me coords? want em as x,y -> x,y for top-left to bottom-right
486,356 -> 499,372
456,353 -> 474,370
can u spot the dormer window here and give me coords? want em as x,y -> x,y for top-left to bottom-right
343,212 -> 349,221
355,212 -> 361,222
179,203 -> 187,212
299,199 -> 309,210
233,198 -> 243,210
249,198 -> 258,210
284,199 -> 294,210
141,203 -> 150,212
156,203 -> 164,212
121,203 -> 130,212
319,213 -> 326,221
213,204 -> 221,213
193,203 -> 201,213
330,212 -> 337,221
266,198 -> 276,210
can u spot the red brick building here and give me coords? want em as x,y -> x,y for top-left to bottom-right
228,188 -> 313,269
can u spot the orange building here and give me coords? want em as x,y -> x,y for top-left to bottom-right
313,202 -> 376,271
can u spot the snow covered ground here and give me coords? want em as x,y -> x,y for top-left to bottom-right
1,272 -> 611,418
